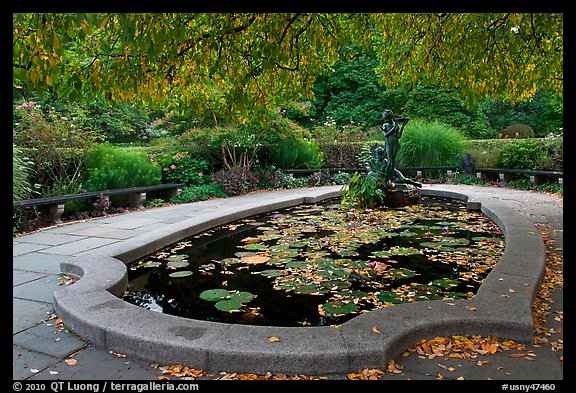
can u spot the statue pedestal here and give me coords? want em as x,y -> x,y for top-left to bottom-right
383,187 -> 421,208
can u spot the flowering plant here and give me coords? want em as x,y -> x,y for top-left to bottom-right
150,151 -> 210,186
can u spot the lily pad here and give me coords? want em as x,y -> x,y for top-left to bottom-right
168,270 -> 193,278
215,299 -> 243,312
320,300 -> 359,316
256,269 -> 287,278
377,292 -> 404,304
431,278 -> 460,289
166,260 -> 190,269
240,255 -> 270,264
387,268 -> 417,279
229,291 -> 256,303
136,261 -> 161,268
242,243 -> 269,251
166,254 -> 188,261
199,289 -> 230,302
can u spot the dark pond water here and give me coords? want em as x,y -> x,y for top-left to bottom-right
123,196 -> 505,327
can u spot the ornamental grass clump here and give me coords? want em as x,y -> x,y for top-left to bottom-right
83,143 -> 161,191
397,119 -> 467,167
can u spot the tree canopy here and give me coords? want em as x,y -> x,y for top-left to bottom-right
13,13 -> 563,124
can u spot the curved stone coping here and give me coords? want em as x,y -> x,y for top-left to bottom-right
54,186 -> 546,375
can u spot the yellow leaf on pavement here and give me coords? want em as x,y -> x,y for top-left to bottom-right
64,358 -> 78,366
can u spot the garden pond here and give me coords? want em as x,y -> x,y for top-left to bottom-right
123,196 -> 505,327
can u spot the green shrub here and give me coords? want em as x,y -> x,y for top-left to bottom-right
463,139 -> 512,169
538,133 -> 563,171
317,141 -> 372,168
14,100 -> 96,196
497,139 -> 546,170
397,119 -> 467,167
150,151 -> 210,186
501,123 -> 535,138
404,86 -> 491,139
170,184 -> 227,203
83,143 -> 161,191
268,139 -> 324,169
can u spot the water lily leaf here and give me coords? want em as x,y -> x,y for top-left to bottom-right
472,236 -> 503,242
431,278 -> 460,289
320,300 -> 359,316
168,270 -> 193,278
240,255 -> 270,264
241,237 -> 262,244
419,242 -> 454,251
257,233 -> 282,241
294,283 -> 324,295
286,261 -> 308,269
166,254 -> 188,261
166,260 -> 190,269
215,299 -> 243,312
229,291 -> 255,303
387,268 -> 417,279
377,292 -> 403,304
242,243 -> 268,251
324,279 -> 351,290
235,251 -> 258,258
137,261 -> 161,268
256,269 -> 287,278
199,289 -> 230,302
444,291 -> 469,299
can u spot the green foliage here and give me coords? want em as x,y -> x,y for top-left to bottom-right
209,126 -> 262,172
83,143 -> 162,191
268,139 -> 324,169
312,51 -> 387,127
14,13 -> 562,124
318,141 -> 371,168
479,90 -> 563,137
404,86 -> 491,139
501,123 -> 534,138
341,171 -> 387,209
85,100 -> 165,143
372,13 -> 562,102
13,100 -> 95,196
150,151 -> 210,186
12,144 -> 34,202
464,139 -> 513,169
497,139 -> 546,170
538,133 -> 563,171
397,119 -> 467,167
170,184 -> 227,203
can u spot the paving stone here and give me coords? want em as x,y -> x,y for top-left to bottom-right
38,237 -> 120,255
13,270 -> 48,286
13,298 -> 53,334
13,346 -> 59,380
30,346 -> 160,380
12,253 -> 70,274
13,322 -> 87,358
15,232 -> 86,246
13,242 -> 50,257
13,274 -> 65,303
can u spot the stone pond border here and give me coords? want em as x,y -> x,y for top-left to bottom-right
53,186 -> 546,375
